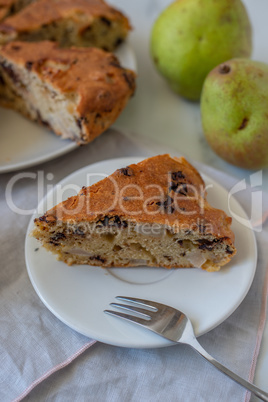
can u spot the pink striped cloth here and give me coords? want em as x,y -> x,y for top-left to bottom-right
1,130 -> 267,401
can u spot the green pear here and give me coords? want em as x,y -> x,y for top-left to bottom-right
150,0 -> 252,101
201,58 -> 268,169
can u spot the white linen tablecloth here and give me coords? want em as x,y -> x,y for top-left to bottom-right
0,130 -> 267,402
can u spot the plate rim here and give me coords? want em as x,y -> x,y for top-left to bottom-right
0,141 -> 78,174
25,156 -> 258,348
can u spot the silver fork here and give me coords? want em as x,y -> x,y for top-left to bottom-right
104,296 -> 268,402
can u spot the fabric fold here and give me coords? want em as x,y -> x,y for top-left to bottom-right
0,129 -> 267,401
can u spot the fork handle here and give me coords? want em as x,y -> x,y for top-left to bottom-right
187,337 -> 268,402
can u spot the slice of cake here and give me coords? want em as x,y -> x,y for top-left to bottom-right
0,0 -> 131,50
32,154 -> 237,272
0,41 -> 136,143
0,0 -> 35,22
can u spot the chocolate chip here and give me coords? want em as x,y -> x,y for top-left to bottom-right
96,216 -> 128,229
118,166 -> 134,176
169,183 -> 179,192
114,215 -> 128,228
156,196 -> 174,214
164,255 -> 172,261
54,232 -> 66,240
169,181 -> 188,195
83,25 -> 91,32
114,216 -> 122,226
226,245 -> 234,254
89,255 -> 106,263
25,61 -> 33,71
109,60 -> 122,69
73,227 -> 85,236
0,62 -> 19,84
49,240 -> 59,246
198,243 -> 215,251
114,37 -> 123,47
9,4 -> 15,14
50,233 -> 66,244
198,224 -> 206,234
80,186 -> 86,196
0,73 -> 5,86
76,116 -> 88,129
171,171 -> 185,181
122,72 -> 135,91
100,17 -> 112,26
197,238 -> 224,250
76,118 -> 82,129
97,216 -> 110,227
38,214 -> 57,223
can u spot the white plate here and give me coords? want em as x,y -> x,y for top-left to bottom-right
25,156 -> 257,348
0,43 -> 136,174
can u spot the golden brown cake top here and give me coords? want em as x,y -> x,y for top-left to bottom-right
37,154 -> 235,243
0,40 -> 136,116
0,0 -> 131,33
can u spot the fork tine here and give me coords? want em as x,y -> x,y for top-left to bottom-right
104,309 -> 150,326
110,303 -> 152,319
116,296 -> 160,311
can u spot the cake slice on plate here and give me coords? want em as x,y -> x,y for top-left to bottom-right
0,41 -> 136,143
32,154 -> 236,272
0,0 -> 131,50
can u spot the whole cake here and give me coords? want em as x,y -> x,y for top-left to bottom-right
0,41 -> 136,143
32,154 -> 237,272
0,0 -> 131,49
